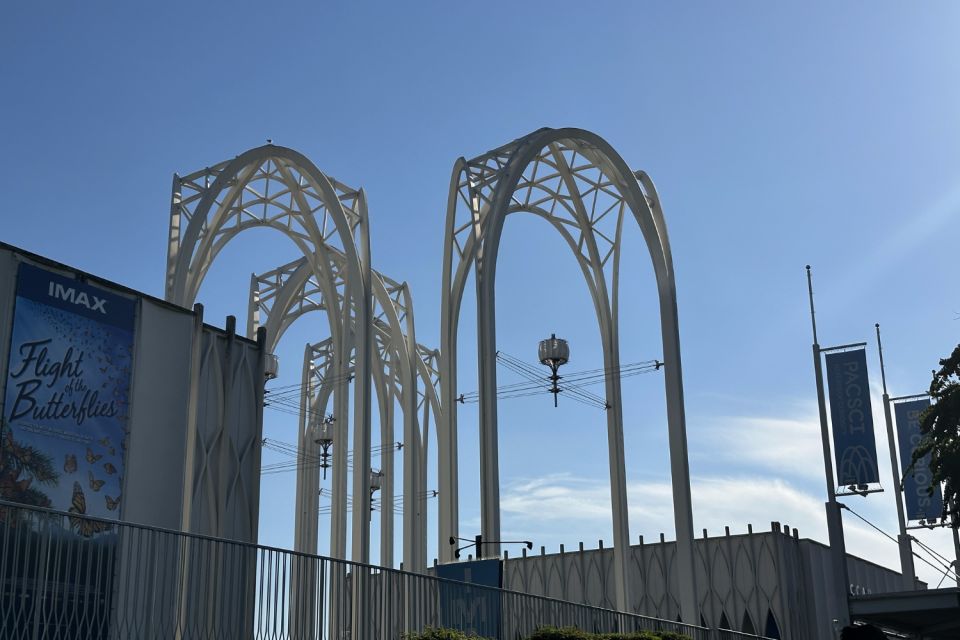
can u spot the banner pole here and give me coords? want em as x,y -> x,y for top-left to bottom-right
952,499 -> 960,588
875,323 -> 917,590
806,265 -> 851,628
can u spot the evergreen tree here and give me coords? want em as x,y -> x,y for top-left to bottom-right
913,344 -> 960,526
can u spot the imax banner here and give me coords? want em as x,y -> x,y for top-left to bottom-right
825,348 -> 880,486
1,263 -> 135,532
895,398 -> 943,521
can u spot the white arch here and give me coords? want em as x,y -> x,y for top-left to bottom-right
166,145 -> 374,565
249,255 -> 441,572
439,128 -> 698,620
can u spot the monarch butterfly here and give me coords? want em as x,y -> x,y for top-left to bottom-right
104,494 -> 120,511
68,482 -> 111,537
85,448 -> 102,464
103,462 -> 116,475
64,453 -> 77,474
88,470 -> 105,492
99,436 -> 111,448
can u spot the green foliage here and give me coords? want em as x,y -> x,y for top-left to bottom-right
404,627 -> 690,640
404,628 -> 491,640
527,626 -> 689,640
0,430 -> 58,509
913,344 -> 960,526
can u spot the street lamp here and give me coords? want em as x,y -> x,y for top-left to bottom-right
310,414 -> 335,479
449,535 -> 533,559
370,469 -> 383,512
539,333 -> 569,407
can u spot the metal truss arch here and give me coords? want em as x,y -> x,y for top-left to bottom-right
439,127 -> 697,620
166,145 -> 375,566
167,144 -> 365,310
250,256 -> 440,573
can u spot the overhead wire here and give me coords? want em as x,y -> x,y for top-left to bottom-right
317,489 -> 438,514
498,351 -> 654,401
842,504 -> 958,584
495,352 -> 609,409
456,351 -> 661,410
261,438 -> 402,475
264,351 -> 660,416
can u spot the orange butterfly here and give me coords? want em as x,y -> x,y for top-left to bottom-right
64,453 -> 77,474
104,495 -> 120,511
85,447 -> 102,464
68,482 -> 111,538
88,471 -> 105,492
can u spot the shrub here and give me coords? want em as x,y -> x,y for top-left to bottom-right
403,626 -> 690,640
404,628 -> 492,640
528,626 -> 690,640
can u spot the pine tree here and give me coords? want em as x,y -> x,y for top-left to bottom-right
913,344 -> 960,526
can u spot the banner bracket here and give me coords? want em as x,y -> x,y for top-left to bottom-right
836,486 -> 884,497
890,393 -> 930,403
820,341 -> 868,353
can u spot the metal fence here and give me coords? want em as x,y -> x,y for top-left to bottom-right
0,499 -> 726,640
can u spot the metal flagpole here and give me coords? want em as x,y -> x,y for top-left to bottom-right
951,499 -> 960,588
806,266 -> 851,628
875,323 -> 917,590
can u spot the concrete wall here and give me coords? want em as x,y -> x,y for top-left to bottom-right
0,243 -> 265,541
0,243 -> 267,637
501,524 -> 915,640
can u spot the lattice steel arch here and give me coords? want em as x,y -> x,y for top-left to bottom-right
439,127 -> 698,620
166,145 -> 375,565
249,254 -> 441,573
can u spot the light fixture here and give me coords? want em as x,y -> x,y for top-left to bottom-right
538,333 -> 569,407
311,414 -> 335,479
370,469 -> 384,512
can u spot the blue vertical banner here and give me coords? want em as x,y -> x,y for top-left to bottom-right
895,398 -> 943,521
1,263 -> 135,533
825,349 -> 880,486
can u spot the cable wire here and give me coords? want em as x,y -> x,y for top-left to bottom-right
842,504 -> 958,583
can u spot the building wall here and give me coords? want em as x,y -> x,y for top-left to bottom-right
0,243 -> 265,543
502,524 -> 913,640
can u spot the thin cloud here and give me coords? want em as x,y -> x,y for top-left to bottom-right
698,412 -> 823,480
500,472 -> 956,585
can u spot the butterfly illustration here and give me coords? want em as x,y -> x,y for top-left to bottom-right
85,448 -> 102,464
64,453 -> 77,474
99,436 -> 111,448
104,494 -> 120,512
88,470 -> 105,492
103,462 -> 117,475
68,482 -> 111,538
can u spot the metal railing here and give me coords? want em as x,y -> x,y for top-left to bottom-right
0,499 -> 716,639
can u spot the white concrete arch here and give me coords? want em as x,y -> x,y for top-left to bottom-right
249,255 -> 441,572
166,145 -> 374,565
439,127 -> 697,620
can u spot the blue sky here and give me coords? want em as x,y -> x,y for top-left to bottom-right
3,2 -> 960,584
